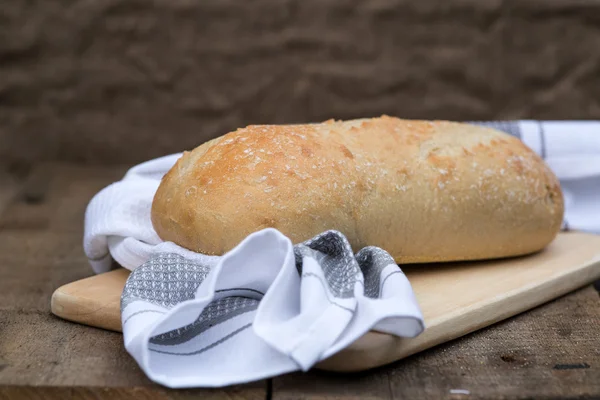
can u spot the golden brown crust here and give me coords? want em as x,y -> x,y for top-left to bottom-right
151,116 -> 564,263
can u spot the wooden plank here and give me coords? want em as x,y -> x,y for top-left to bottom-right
0,310 -> 264,397
51,269 -> 129,332
0,164 -> 129,312
49,232 -> 600,373
272,285 -> 600,400
0,163 -> 127,233
0,163 -> 266,398
319,231 -> 600,372
0,386 -> 265,400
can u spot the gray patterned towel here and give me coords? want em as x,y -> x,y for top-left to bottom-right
120,229 -> 423,388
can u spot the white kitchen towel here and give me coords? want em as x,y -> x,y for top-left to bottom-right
83,119 -> 599,388
120,229 -> 423,388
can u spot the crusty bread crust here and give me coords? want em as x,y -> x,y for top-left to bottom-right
151,116 -> 564,263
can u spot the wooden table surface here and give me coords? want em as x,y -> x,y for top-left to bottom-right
0,163 -> 598,400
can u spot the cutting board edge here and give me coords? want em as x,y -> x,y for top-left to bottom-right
315,253 -> 600,372
50,269 -> 129,332
51,288 -> 123,332
424,249 -> 600,328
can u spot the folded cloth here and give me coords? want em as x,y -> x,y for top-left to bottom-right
84,153 -> 181,274
83,120 -> 599,388
121,229 -> 423,388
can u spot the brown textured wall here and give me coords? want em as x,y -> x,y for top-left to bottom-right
1,0 -> 600,166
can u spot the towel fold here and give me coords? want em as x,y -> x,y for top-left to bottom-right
120,229 -> 423,388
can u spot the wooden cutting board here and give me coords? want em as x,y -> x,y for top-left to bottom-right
51,232 -> 600,372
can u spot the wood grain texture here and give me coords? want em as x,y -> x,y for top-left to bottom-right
0,164 -> 265,398
0,386 -> 262,400
0,386 -> 266,400
1,1 -> 600,166
49,232 -> 600,373
273,285 -> 600,400
51,269 -> 129,332
319,232 -> 600,371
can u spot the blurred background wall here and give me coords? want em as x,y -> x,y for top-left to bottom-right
1,0 -> 599,167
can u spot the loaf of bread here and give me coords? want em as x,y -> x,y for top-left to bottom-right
151,116 -> 564,263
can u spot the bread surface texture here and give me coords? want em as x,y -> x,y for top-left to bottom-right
151,116 -> 564,263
